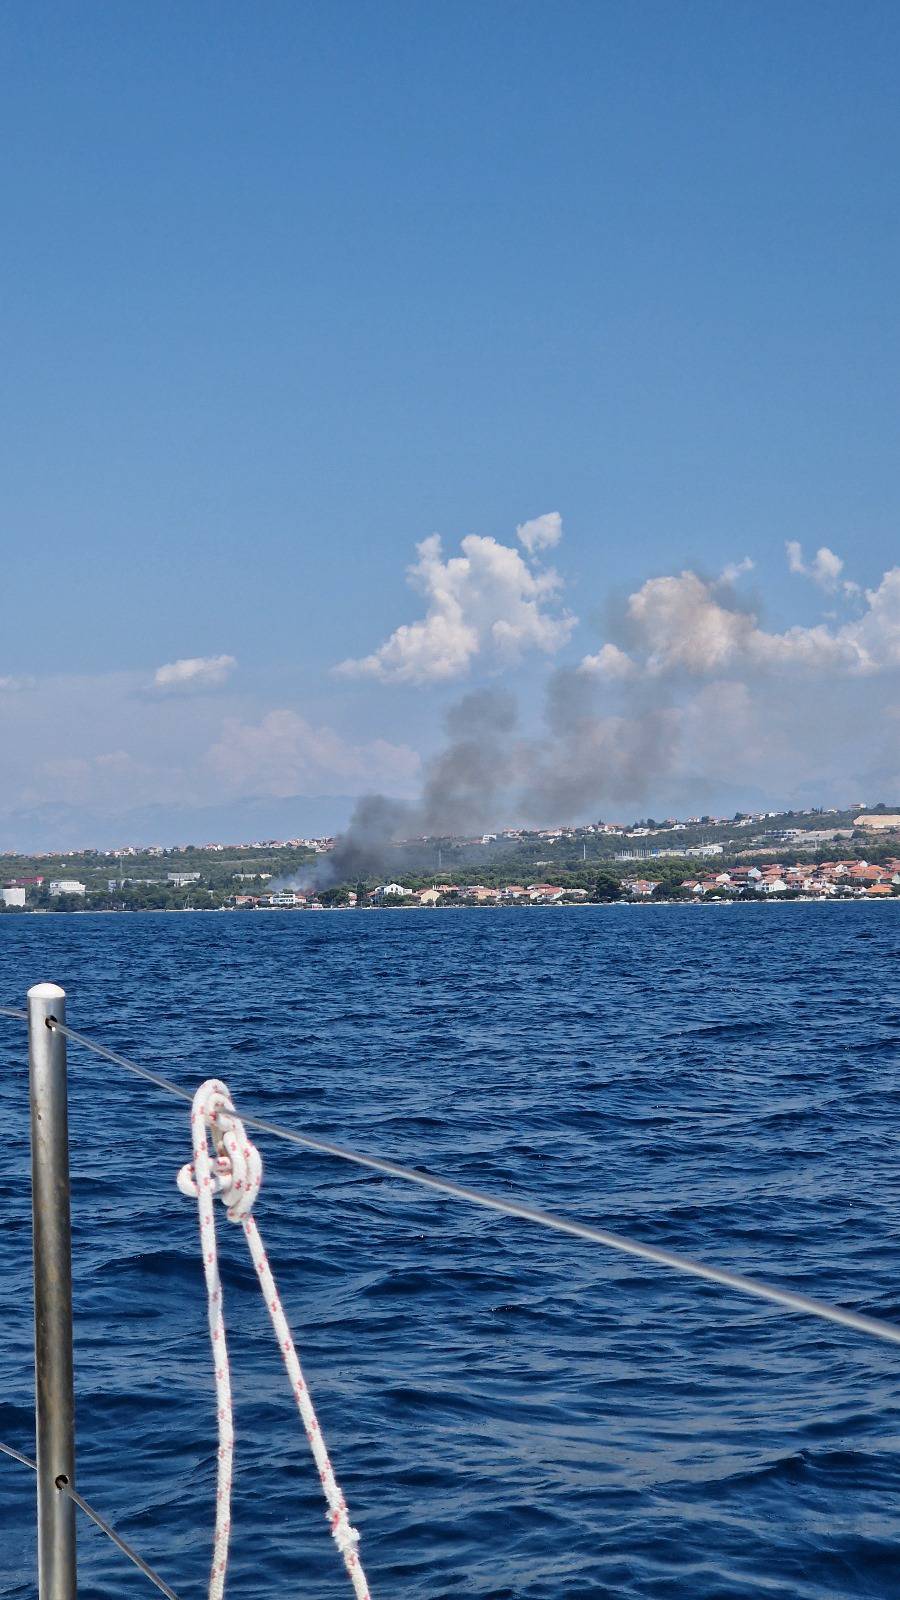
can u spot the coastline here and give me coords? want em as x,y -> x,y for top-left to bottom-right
2,896 -> 897,919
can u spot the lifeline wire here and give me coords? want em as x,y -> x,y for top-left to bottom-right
35,1013 -> 900,1353
0,1440 -> 182,1600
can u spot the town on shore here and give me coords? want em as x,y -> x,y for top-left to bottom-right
2,805 -> 900,913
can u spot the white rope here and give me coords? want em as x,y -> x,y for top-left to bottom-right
177,1079 -> 370,1600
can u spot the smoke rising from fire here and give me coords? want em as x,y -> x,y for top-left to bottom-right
295,674 -> 680,889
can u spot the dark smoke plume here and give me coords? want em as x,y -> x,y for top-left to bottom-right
517,668 -> 679,821
318,792 -> 414,885
300,690 -> 519,889
278,674 -> 682,890
420,689 -> 518,835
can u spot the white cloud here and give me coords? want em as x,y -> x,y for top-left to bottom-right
812,547 -> 844,589
516,511 -> 563,555
0,674 -> 36,692
207,709 -> 421,798
0,666 -> 423,841
847,565 -> 900,669
336,530 -> 575,684
153,654 -> 236,692
786,539 -> 806,576
625,571 -> 758,674
579,642 -> 637,680
581,564 -> 900,681
785,541 -> 848,593
717,556 -> 754,584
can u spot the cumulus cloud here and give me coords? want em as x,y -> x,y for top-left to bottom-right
336,529 -> 574,683
207,709 -> 420,798
581,565 -> 900,680
847,566 -> 900,668
717,556 -> 754,584
516,511 -> 563,555
786,540 -> 809,576
153,654 -> 237,692
785,540 -> 855,594
0,665 -> 424,845
625,571 -> 760,674
579,642 -> 638,680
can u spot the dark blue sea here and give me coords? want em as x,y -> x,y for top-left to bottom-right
2,904 -> 900,1599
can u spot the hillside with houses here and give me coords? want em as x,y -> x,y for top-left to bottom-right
3,807 -> 900,912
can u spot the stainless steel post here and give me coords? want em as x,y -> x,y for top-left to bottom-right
28,983 -> 77,1599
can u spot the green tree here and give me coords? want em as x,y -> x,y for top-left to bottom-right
320,886 -> 350,906
593,868 -> 621,902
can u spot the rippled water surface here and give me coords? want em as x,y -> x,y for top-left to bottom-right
1,904 -> 899,1598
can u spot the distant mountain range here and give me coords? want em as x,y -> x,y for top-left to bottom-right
0,795 -> 362,853
0,777 -> 869,856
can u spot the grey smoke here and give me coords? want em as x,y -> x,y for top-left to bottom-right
296,690 -> 519,889
284,675 -> 681,889
517,668 -> 679,822
419,689 -> 518,835
316,791 -> 415,885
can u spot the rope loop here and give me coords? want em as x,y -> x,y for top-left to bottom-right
177,1078 -> 262,1222
177,1077 -> 370,1600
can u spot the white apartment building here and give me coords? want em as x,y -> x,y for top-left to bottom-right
49,881 -> 86,897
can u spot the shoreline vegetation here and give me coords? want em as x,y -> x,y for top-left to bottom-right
8,897 -> 899,918
3,808 -> 900,915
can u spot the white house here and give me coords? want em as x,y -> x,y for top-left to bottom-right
49,881 -> 86,897
167,872 -> 201,887
373,883 -> 408,899
2,887 -> 26,908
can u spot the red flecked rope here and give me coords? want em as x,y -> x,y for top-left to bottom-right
177,1079 -> 370,1600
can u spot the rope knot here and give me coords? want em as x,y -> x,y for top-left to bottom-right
177,1077 -> 370,1600
331,1507 -> 361,1558
177,1078 -> 262,1222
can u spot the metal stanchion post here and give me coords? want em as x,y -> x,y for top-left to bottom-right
28,983 -> 77,1599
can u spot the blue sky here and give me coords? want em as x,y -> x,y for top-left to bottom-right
2,2 -> 899,845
